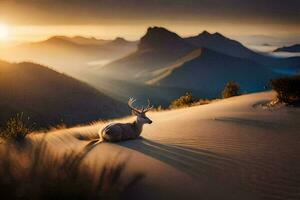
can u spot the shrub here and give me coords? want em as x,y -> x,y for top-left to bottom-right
222,81 -> 240,98
170,92 -> 195,108
0,140 -> 144,200
0,113 -> 33,143
271,76 -> 300,104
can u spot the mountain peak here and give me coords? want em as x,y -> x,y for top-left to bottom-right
47,36 -> 69,42
199,30 -> 210,36
72,36 -> 98,41
138,26 -> 191,50
113,37 -> 127,43
109,37 -> 132,46
115,37 -> 126,41
39,36 -> 76,45
197,31 -> 225,39
274,44 -> 300,52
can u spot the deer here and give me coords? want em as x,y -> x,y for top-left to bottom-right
101,98 -> 153,142
85,98 -> 153,148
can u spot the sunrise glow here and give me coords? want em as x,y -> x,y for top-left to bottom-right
0,23 -> 9,41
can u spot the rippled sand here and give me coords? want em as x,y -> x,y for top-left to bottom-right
38,91 -> 300,200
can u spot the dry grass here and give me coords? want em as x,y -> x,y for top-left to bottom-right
0,113 -> 33,143
0,137 -> 144,200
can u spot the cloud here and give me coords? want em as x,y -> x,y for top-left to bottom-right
0,0 -> 299,26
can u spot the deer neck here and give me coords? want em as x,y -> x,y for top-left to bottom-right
133,118 -> 144,136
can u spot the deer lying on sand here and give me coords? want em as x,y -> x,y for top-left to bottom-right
86,98 -> 153,148
101,98 -> 153,142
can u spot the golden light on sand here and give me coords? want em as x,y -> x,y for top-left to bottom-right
0,23 -> 9,41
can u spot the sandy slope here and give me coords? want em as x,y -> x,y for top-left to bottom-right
38,91 -> 300,200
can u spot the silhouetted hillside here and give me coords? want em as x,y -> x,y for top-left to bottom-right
185,31 -> 274,64
149,48 -> 276,97
62,36 -> 109,45
185,31 -> 300,68
274,44 -> 300,52
96,27 -> 283,100
100,26 -> 197,81
138,27 -> 194,51
0,61 -> 128,128
0,36 -> 137,78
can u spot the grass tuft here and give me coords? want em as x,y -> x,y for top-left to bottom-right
0,113 -> 34,143
0,139 -> 144,200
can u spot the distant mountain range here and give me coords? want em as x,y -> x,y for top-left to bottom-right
34,36 -> 136,49
0,60 -> 128,128
149,48 -> 275,96
185,31 -> 274,65
2,26 -> 300,108
0,36 -> 137,77
100,27 -> 197,82
274,44 -> 300,53
53,36 -> 109,45
184,32 -> 300,68
97,26 -> 295,99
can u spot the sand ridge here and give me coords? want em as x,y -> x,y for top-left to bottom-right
39,91 -> 300,200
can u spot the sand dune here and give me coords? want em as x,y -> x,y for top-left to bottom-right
35,91 -> 300,200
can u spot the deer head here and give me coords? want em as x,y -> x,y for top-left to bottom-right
128,98 -> 153,124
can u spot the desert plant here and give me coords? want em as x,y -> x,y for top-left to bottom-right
271,76 -> 300,104
222,81 -> 241,98
0,139 -> 144,200
0,113 -> 33,143
170,92 -> 195,108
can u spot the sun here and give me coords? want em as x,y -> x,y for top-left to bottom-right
0,24 -> 9,41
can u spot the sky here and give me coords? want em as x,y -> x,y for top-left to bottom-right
0,0 -> 299,45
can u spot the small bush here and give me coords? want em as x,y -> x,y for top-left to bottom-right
0,113 -> 33,143
169,93 -> 213,109
222,81 -> 240,98
170,92 -> 195,108
271,76 -> 300,104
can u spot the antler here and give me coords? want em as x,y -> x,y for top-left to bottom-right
128,98 -> 141,113
128,98 -> 153,113
142,99 -> 153,113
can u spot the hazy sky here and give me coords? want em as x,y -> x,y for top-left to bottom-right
0,0 -> 299,44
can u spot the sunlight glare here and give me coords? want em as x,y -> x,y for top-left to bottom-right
0,24 -> 9,41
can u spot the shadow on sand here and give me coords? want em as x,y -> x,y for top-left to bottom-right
118,138 -> 238,179
119,138 -> 260,200
214,117 -> 282,129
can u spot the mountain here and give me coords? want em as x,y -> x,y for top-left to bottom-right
138,27 -> 194,51
274,44 -> 300,52
110,37 -> 135,46
0,36 -> 137,78
185,31 -> 300,70
96,27 -> 280,100
80,73 -> 193,107
19,36 -> 137,58
63,36 -> 109,45
148,48 -> 276,97
99,26 -> 197,82
185,31 -> 276,65
0,60 -> 128,128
